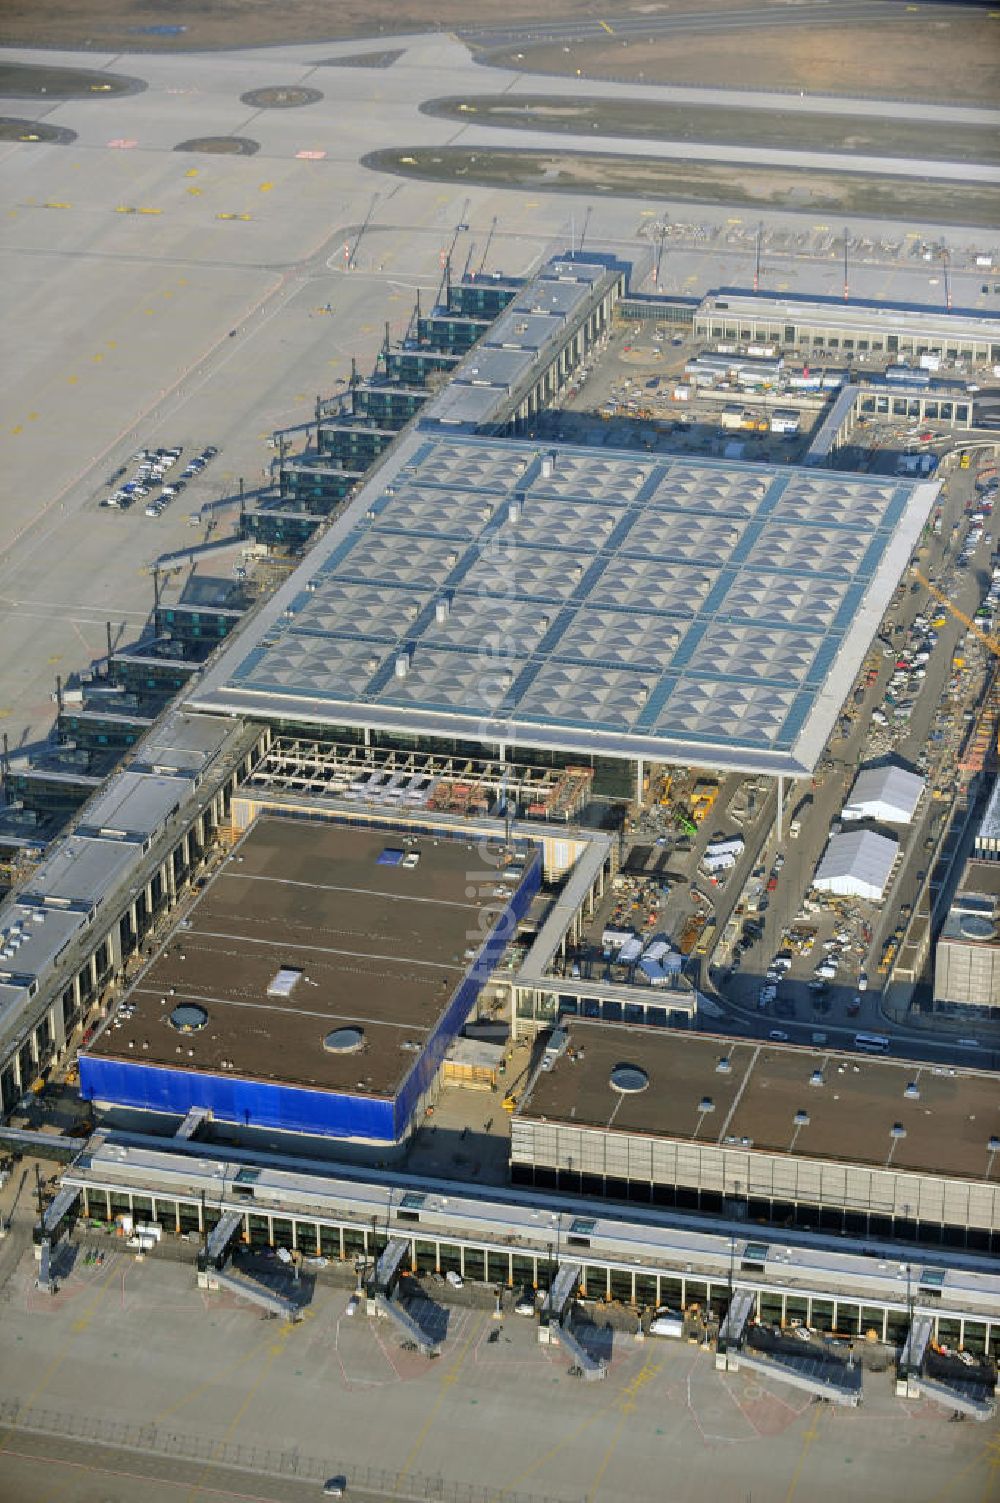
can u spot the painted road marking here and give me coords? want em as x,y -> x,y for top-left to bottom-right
395,1316 -> 484,1486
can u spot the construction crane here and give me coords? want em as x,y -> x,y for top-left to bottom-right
442,198 -> 471,271
477,215 -> 498,277
652,220 -> 668,287
911,567 -> 1000,657
940,243 -> 953,314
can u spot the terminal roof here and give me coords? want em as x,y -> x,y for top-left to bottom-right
189,432 -> 937,778
518,1022 -> 1000,1183
85,816 -> 513,1098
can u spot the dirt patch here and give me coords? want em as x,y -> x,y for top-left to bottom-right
424,94 -> 1000,166
239,85 -> 323,109
318,49 -> 405,69
485,15 -> 1000,107
0,60 -> 144,97
0,116 -> 77,144
365,146 -> 1000,229
174,135 -> 260,155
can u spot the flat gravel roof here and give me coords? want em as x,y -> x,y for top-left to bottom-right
518,1022 -> 999,1183
189,433 -> 938,777
87,816 -> 505,1098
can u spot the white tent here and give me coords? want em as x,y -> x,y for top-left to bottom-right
813,830 -> 898,902
841,764 -> 925,826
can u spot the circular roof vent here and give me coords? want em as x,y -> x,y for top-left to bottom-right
959,913 -> 995,941
609,1063 -> 649,1094
168,1003 -> 208,1033
324,1026 -> 365,1054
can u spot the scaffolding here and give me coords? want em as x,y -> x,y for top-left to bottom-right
244,738 -> 593,822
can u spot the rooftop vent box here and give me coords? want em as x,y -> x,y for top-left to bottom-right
267,967 -> 302,998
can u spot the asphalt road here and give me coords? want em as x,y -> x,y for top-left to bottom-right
705,443 -> 1000,1067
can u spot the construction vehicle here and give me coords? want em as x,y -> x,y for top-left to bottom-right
690,780 -> 719,823
675,810 -> 698,838
910,569 -> 1000,658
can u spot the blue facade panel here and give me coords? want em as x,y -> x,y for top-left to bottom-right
78,1056 -> 395,1142
393,852 -> 542,1137
79,844 -> 542,1146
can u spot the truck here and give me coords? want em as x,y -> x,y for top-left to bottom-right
787,793 -> 813,839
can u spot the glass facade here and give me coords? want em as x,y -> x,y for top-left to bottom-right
68,1185 -> 999,1366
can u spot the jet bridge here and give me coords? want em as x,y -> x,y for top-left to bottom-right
716,1288 -> 755,1365
209,1266 -> 302,1322
38,1184 -> 80,1244
372,1292 -> 441,1357
175,1107 -> 210,1141
539,1262 -> 582,1328
373,1236 -> 410,1294
735,1344 -> 863,1407
200,1209 -> 243,1271
537,1263 -> 606,1379
36,1238 -> 55,1294
897,1314 -> 995,1419
898,1314 -> 934,1382
555,1316 -> 608,1382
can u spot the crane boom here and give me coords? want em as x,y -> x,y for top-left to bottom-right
911,567 -> 1000,657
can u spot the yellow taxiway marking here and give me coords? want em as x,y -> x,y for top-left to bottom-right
185,168 -> 199,177
783,1406 -> 822,1503
599,19 -> 614,33
67,1258 -> 121,1340
184,1324 -> 296,1502
584,1359 -> 661,1503
259,181 -> 274,192
153,1321 -> 296,1424
395,1316 -> 483,1486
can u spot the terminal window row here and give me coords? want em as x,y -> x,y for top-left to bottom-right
77,1187 -> 999,1359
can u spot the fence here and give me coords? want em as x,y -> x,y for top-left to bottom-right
0,1397 -> 578,1503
